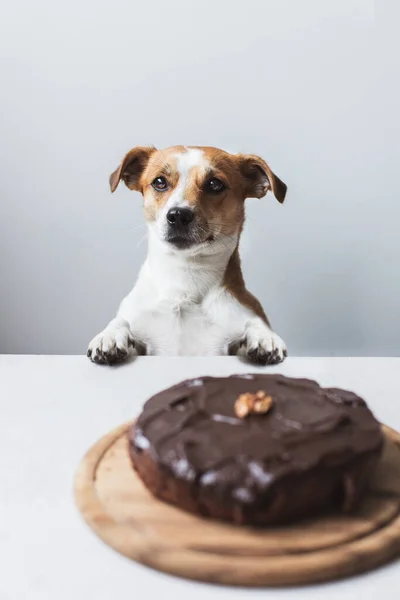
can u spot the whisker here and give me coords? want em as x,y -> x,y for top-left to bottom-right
136,232 -> 148,249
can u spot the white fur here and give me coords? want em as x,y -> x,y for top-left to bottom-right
88,230 -> 286,359
88,149 -> 286,362
154,148 -> 207,242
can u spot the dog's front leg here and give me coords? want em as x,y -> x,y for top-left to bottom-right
229,316 -> 287,365
208,290 -> 287,365
87,316 -> 146,365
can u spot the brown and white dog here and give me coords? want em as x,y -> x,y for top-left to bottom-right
87,145 -> 287,365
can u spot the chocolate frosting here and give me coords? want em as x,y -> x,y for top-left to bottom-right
132,375 -> 383,508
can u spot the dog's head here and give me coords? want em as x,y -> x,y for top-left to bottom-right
110,146 -> 286,254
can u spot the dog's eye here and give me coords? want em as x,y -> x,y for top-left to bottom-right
152,176 -> 169,192
205,178 -> 225,194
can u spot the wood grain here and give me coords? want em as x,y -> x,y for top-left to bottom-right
74,422 -> 400,587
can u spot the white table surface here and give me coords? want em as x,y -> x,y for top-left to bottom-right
1,356 -> 400,600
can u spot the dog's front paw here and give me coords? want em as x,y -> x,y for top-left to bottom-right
238,322 -> 287,366
87,324 -> 145,365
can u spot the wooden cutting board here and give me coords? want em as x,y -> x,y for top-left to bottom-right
74,422 -> 400,587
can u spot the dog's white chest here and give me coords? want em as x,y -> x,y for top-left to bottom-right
119,250 -> 236,356
130,298 -> 227,356
88,246 -> 287,364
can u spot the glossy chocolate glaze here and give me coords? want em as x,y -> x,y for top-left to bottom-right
130,375 -> 383,521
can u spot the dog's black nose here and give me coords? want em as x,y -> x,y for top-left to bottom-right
167,207 -> 194,228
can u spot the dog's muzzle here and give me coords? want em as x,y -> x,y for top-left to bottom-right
165,207 -> 196,249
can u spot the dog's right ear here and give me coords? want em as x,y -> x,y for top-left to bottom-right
109,146 -> 156,193
238,154 -> 287,204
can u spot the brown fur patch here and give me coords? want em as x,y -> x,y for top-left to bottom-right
223,248 -> 270,325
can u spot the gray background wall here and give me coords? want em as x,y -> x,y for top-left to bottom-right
0,0 -> 399,356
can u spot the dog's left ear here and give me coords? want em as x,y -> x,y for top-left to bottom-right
109,146 -> 156,193
238,154 -> 287,203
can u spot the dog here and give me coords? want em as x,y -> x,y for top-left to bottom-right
87,145 -> 287,365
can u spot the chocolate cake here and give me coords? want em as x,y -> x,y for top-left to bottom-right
129,374 -> 383,525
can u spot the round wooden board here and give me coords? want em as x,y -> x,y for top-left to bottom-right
74,422 -> 400,587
